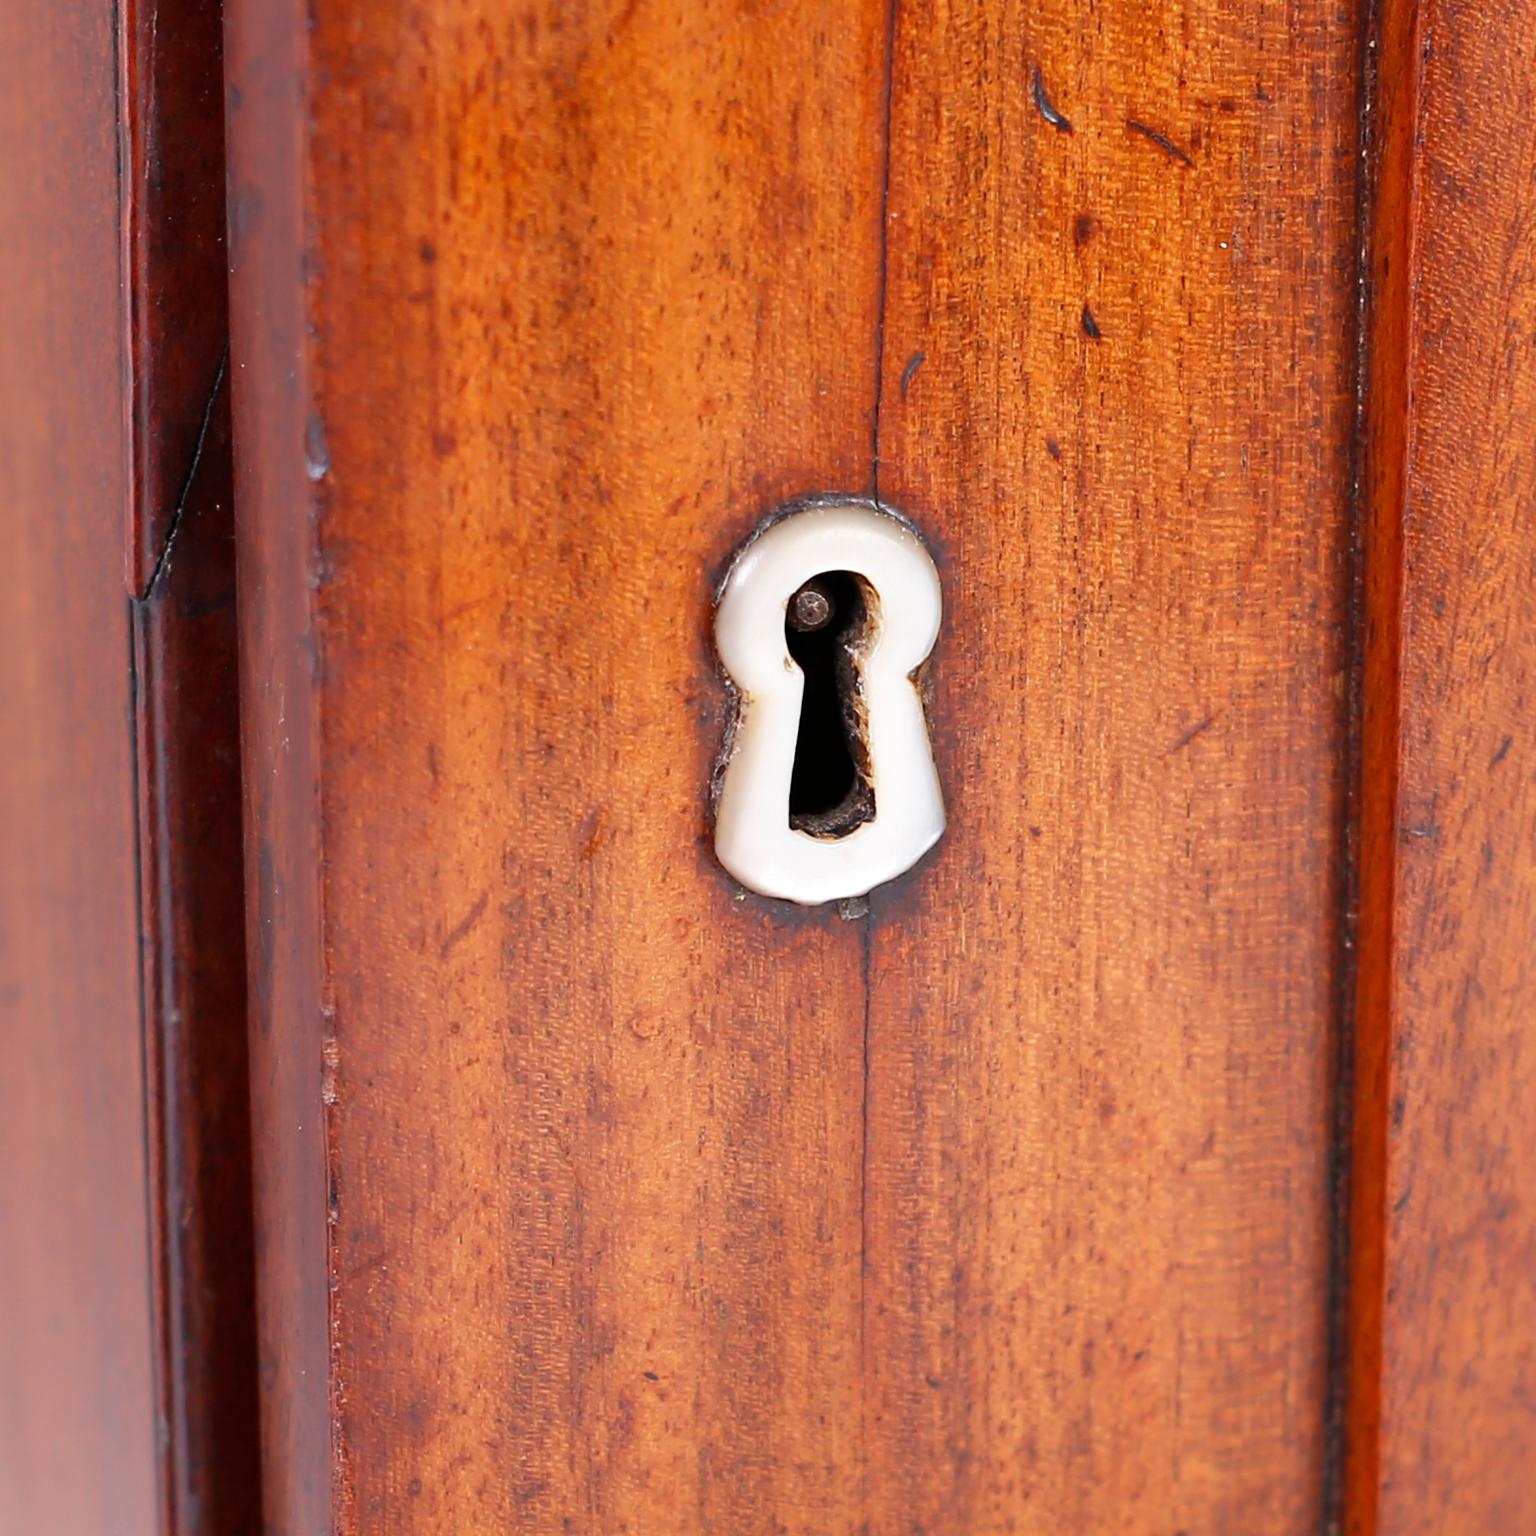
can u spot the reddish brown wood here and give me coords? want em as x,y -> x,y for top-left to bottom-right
11,0 -> 1536,1526
120,0 -> 231,596
1348,0 -> 1536,1530
117,7 -> 265,1527
133,361 -> 264,1536
0,8 -> 160,1532
223,0 -> 333,1522
125,3 -> 264,1527
224,2 -> 886,1529
220,1 -> 1536,1530
227,0 -> 1368,1527
1,4 -> 258,1532
868,2 -> 1362,1529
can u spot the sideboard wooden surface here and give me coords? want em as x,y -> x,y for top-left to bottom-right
2,2 -> 1534,1533
868,4 -> 1359,1526
225,1 -> 892,1526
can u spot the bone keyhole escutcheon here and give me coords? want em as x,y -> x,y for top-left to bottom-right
713,499 -> 944,905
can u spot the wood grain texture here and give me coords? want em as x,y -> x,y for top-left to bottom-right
866,3 -> 1361,1530
226,1 -> 1379,1529
1349,1 -> 1536,1530
225,1 -> 888,1529
0,7 -> 159,1533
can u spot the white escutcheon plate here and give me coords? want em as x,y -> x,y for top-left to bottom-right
713,499 -> 944,905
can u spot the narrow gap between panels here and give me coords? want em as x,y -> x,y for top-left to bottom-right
1330,0 -> 1424,1531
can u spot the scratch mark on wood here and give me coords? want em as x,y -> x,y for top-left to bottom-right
1168,713 -> 1216,753
1126,119 -> 1195,166
1081,305 -> 1102,340
1491,734 -> 1513,767
900,351 -> 926,398
138,347 -> 229,602
440,889 -> 490,960
1031,65 -> 1074,133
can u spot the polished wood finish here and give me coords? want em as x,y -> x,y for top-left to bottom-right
133,362 -> 264,1536
0,8 -> 159,1532
1349,0 -> 1536,1530
8,0 -> 1533,1528
124,6 -> 264,1529
227,1 -> 1367,1530
224,0 -> 334,1522
225,2 -> 887,1529
870,4 -> 1360,1529
120,0 -> 232,596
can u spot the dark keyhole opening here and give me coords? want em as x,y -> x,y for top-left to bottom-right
785,570 -> 875,838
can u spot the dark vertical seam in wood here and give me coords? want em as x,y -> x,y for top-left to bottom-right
870,0 -> 899,502
864,3 -> 899,1522
1345,0 -> 1425,1530
1321,6 -> 1380,1529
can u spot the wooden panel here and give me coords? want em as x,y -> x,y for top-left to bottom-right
0,7 -> 159,1533
132,361 -> 264,1536
1349,0 -> 1536,1530
123,5 -> 263,1530
868,2 -> 1360,1530
232,1 -> 1536,1531
225,1 -> 888,1529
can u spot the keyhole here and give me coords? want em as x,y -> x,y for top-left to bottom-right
714,498 -> 943,903
785,570 -> 875,837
